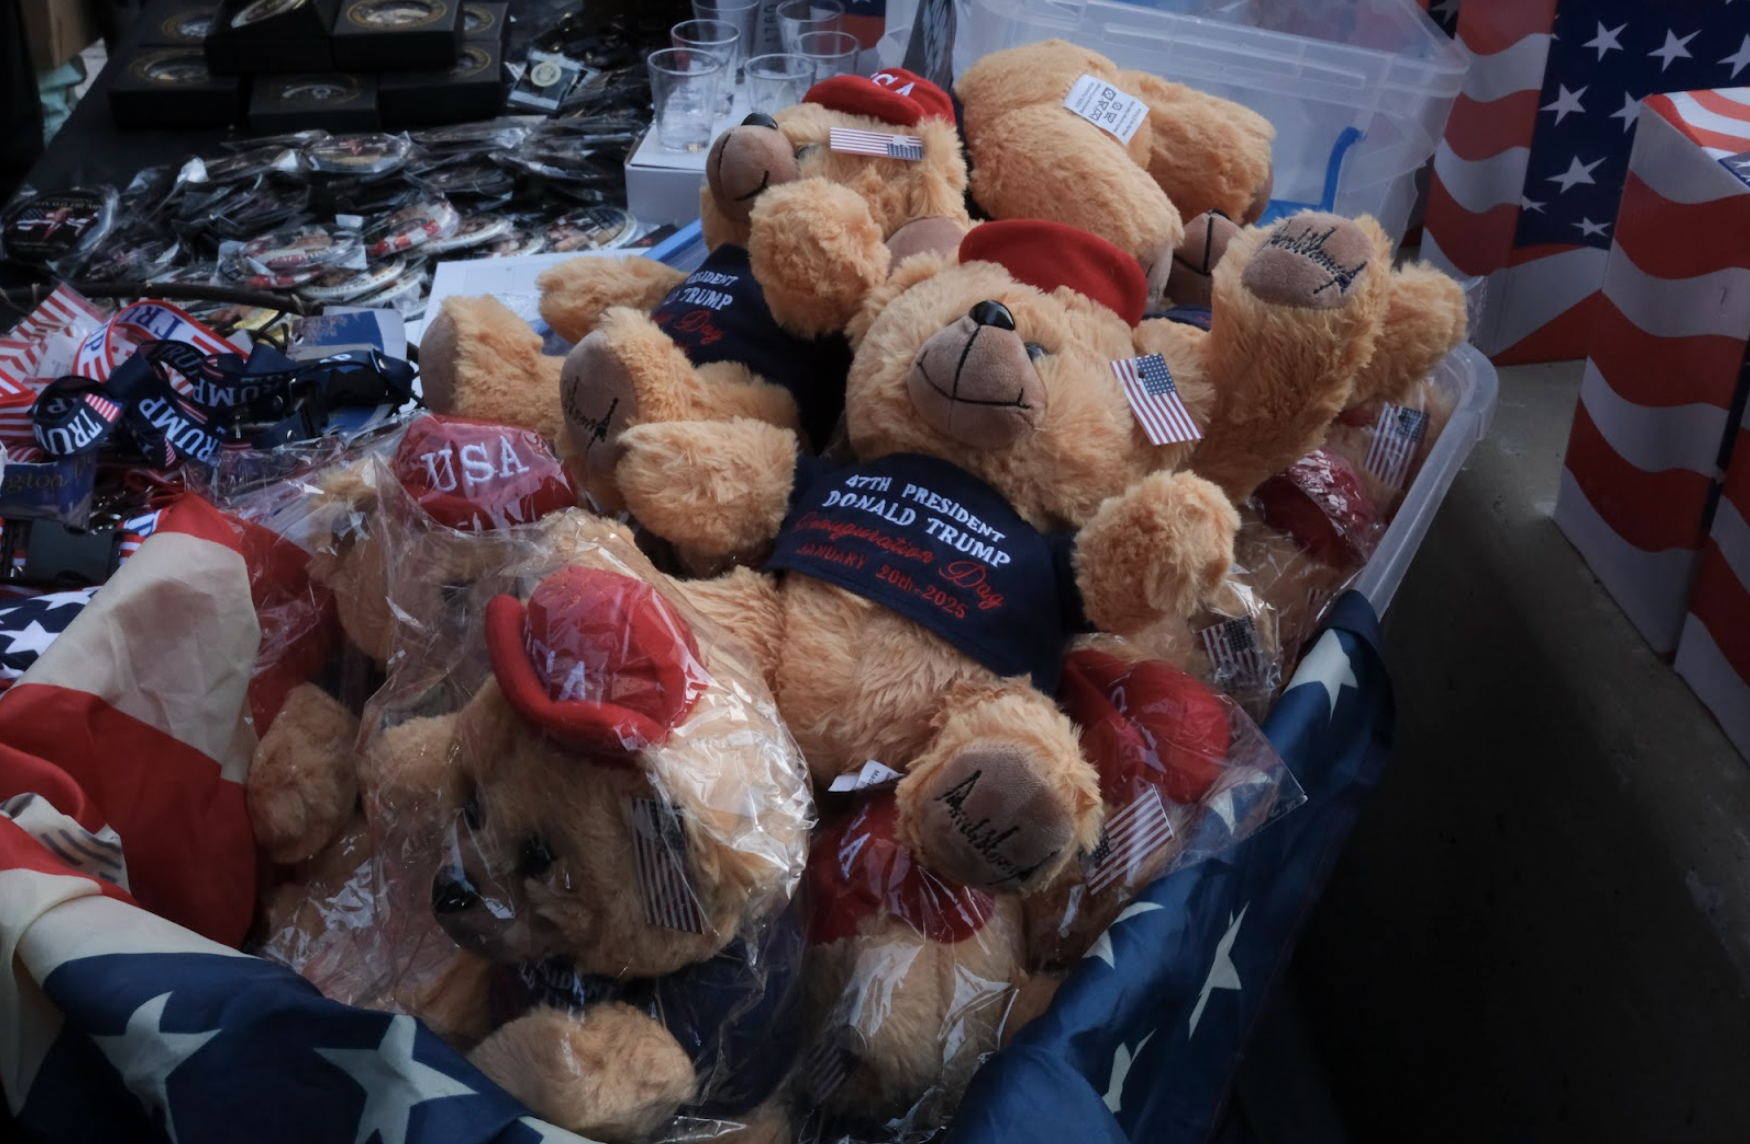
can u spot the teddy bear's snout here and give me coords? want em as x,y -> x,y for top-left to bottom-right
706,115 -> 802,222
906,306 -> 1047,449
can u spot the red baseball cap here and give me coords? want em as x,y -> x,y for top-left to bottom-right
804,67 -> 954,127
958,220 -> 1148,327
1060,648 -> 1232,806
485,567 -> 707,755
392,415 -> 577,532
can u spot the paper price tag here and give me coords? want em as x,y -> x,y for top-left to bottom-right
1062,74 -> 1148,145
828,759 -> 904,793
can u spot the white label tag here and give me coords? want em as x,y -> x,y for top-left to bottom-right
828,759 -> 904,793
828,127 -> 924,161
1062,74 -> 1148,145
335,213 -> 365,229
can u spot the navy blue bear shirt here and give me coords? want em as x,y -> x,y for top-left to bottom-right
649,244 -> 853,449
765,453 -> 1086,693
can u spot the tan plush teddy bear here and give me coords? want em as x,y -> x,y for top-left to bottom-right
955,38 -> 1276,305
419,69 -> 972,514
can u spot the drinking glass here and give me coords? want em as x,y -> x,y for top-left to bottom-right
793,29 -> 858,80
672,19 -> 741,112
647,47 -> 726,152
776,0 -> 843,52
745,53 -> 815,114
692,0 -> 761,78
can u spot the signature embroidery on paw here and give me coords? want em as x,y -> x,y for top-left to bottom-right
937,769 -> 1058,886
1263,224 -> 1368,296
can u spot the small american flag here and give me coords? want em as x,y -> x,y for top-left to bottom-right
1112,353 -> 1202,446
828,127 -> 924,160
629,796 -> 706,934
1362,404 -> 1428,489
804,1034 -> 853,1101
1199,616 -> 1265,686
1083,787 -> 1173,895
85,393 -> 122,423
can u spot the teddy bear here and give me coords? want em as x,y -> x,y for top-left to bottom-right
385,511 -> 814,1142
954,39 -> 1277,307
417,68 -> 972,514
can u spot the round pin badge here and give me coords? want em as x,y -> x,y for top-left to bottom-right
481,227 -> 546,258
132,48 -> 212,86
413,120 -> 528,153
151,261 -> 221,286
353,267 -> 428,317
302,132 -> 413,176
363,198 -> 460,259
221,253 -> 319,290
1,187 -> 117,267
241,223 -> 364,272
544,205 -> 634,253
82,238 -> 182,282
348,0 -> 447,29
231,0 -> 308,28
194,144 -> 300,184
529,60 -> 564,89
421,213 -> 513,255
297,254 -> 406,301
407,159 -> 516,200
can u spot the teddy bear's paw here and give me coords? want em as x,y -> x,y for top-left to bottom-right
470,1004 -> 697,1142
246,683 -> 359,865
560,330 -> 644,490
886,216 -> 966,274
749,180 -> 889,337
1241,212 -> 1374,310
617,418 -> 798,559
899,703 -> 1102,895
1162,210 -> 1241,308
1075,471 -> 1241,631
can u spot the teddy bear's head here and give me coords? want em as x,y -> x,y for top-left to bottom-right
428,556 -> 810,978
700,68 -> 968,248
308,416 -> 580,666
843,219 -> 1213,530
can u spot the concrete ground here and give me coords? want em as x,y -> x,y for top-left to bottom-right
1268,360 -> 1750,1141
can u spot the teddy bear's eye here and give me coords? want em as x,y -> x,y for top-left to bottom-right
520,836 -> 554,878
1024,342 -> 1049,362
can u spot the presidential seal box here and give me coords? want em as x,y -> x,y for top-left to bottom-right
330,0 -> 462,72
460,1 -> 507,49
109,46 -> 244,129
378,41 -> 506,127
205,0 -> 340,74
248,72 -> 380,133
141,2 -> 220,46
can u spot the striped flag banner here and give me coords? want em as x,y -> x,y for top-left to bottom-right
828,127 -> 924,160
803,1034 -> 853,1102
85,393 -> 122,422
6,284 -> 105,344
1363,404 -> 1429,489
0,391 -> 42,446
71,300 -> 234,386
629,796 -> 706,934
1112,353 -> 1202,445
1199,616 -> 1265,686
1084,786 -> 1173,895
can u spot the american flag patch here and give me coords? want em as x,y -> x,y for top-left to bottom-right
1363,404 -> 1428,489
828,127 -> 924,160
803,1034 -> 854,1101
1112,354 -> 1202,445
629,796 -> 705,934
1199,616 -> 1265,687
1083,787 -> 1173,895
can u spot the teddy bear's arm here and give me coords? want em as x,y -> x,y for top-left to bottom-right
469,1002 -> 697,1139
245,683 -> 361,865
418,296 -> 567,442
747,179 -> 892,338
536,256 -> 688,344
1123,72 -> 1276,225
615,418 -> 800,565
1346,261 -> 1469,410
1072,470 -> 1239,634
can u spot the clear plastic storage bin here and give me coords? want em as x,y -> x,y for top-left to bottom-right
878,0 -> 1469,243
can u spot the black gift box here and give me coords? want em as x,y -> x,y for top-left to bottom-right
142,3 -> 220,46
248,71 -> 379,131
459,1 -> 507,48
330,0 -> 462,71
378,40 -> 506,126
205,0 -> 339,73
108,46 -> 243,128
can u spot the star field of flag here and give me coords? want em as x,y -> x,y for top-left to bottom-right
1515,2 -> 1750,251
0,587 -> 96,688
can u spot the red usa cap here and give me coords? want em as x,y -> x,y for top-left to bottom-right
1256,448 -> 1380,567
804,68 -> 954,127
392,415 -> 577,531
484,567 -> 707,755
1060,649 -> 1231,807
958,220 -> 1148,327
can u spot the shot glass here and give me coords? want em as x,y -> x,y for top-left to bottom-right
745,53 -> 815,114
672,19 -> 742,113
692,0 -> 761,78
777,0 -> 843,52
648,47 -> 726,153
793,29 -> 859,80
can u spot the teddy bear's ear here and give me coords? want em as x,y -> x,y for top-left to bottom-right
845,246 -> 960,347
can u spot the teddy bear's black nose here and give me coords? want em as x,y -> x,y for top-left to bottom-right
741,112 -> 780,130
968,301 -> 1016,331
432,872 -> 481,914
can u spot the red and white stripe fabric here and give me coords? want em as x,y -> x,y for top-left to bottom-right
1675,403 -> 1750,761
1553,89 -> 1750,656
0,286 -> 105,395
0,496 -> 261,946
